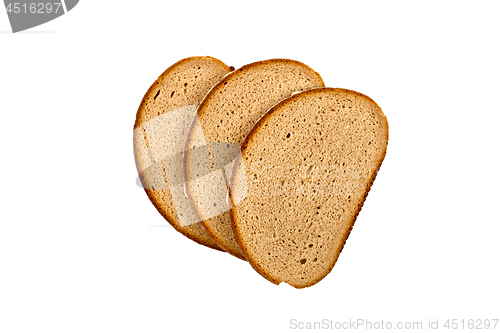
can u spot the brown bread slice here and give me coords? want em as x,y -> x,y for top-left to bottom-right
230,88 -> 389,287
184,59 -> 325,259
133,56 -> 232,250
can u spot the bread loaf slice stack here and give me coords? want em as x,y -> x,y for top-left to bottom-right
133,57 -> 389,288
229,88 -> 388,288
133,56 -> 232,250
184,59 -> 325,259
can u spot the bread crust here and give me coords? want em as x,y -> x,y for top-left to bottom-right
134,56 -> 231,129
134,56 -> 232,251
183,59 -> 325,260
229,88 -> 389,288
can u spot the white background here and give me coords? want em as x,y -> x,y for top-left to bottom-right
1,1 -> 499,332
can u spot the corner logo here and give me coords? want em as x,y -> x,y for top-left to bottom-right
3,0 -> 78,33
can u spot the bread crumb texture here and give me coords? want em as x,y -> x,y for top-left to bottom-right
231,88 -> 388,288
133,56 -> 231,250
185,59 -> 324,260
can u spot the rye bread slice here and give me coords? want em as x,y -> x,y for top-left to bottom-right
230,88 -> 389,288
184,59 -> 325,259
133,56 -> 232,250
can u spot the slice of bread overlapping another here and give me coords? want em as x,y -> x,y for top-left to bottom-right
229,88 -> 389,288
184,59 -> 325,259
133,56 -> 232,250
133,57 -> 389,288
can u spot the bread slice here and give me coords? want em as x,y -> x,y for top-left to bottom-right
184,59 -> 325,259
133,56 -> 232,250
229,88 -> 389,288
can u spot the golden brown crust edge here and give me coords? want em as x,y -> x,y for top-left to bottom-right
229,87 -> 389,288
200,216 -> 247,260
134,56 -> 232,251
133,56 -> 231,129
194,58 -> 325,122
184,58 -> 325,260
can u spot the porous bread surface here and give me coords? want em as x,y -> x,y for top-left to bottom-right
134,56 -> 231,250
134,57 -> 232,128
185,59 -> 325,259
230,88 -> 389,288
